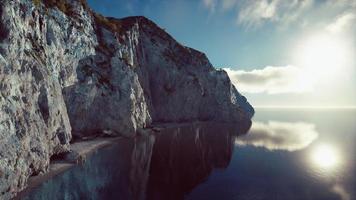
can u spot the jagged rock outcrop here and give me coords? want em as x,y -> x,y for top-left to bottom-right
0,0 -> 254,199
64,15 -> 254,137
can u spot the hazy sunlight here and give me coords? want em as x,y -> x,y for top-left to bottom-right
294,33 -> 352,90
311,144 -> 341,169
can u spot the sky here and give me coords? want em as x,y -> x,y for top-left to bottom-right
87,0 -> 356,107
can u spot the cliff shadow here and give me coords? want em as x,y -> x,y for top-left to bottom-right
146,121 -> 251,200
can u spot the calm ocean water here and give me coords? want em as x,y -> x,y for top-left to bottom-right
24,109 -> 356,200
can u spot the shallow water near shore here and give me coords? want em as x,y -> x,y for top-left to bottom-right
23,109 -> 356,200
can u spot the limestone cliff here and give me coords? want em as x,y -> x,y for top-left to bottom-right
0,0 -> 254,198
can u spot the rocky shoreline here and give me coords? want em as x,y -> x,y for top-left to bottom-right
13,120 -> 252,199
13,136 -> 123,200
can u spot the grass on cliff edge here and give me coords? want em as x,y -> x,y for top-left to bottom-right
32,0 -> 88,15
31,0 -> 120,33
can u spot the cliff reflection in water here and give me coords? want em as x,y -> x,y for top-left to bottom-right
23,121 -> 251,200
147,122 -> 251,200
23,135 -> 156,200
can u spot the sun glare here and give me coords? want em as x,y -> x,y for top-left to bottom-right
311,144 -> 340,169
294,33 -> 352,87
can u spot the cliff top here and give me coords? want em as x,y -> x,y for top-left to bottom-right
30,0 -> 209,64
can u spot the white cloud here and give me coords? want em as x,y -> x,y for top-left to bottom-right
237,0 -> 279,28
235,121 -> 319,151
202,0 -> 218,12
326,12 -> 356,34
201,0 -> 313,28
224,65 -> 310,94
237,0 -> 314,28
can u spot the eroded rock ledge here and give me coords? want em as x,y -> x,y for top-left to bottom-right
0,0 -> 254,199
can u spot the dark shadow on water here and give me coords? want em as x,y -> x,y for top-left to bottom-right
147,122 -> 251,200
22,121 -> 251,200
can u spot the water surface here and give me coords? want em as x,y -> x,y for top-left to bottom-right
24,109 -> 356,200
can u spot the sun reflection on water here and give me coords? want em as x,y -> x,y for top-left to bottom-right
310,144 -> 341,169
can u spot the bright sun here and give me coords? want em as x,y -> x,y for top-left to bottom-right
294,33 -> 352,86
311,144 -> 340,169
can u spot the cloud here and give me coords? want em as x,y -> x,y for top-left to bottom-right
201,0 -> 313,28
332,184 -> 351,200
224,65 -> 309,94
326,12 -> 356,34
237,0 -> 279,28
202,0 -> 218,12
235,121 -> 319,151
325,0 -> 356,9
237,0 -> 313,28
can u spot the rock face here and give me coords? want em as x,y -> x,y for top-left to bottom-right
0,0 -> 254,199
0,1 -> 95,199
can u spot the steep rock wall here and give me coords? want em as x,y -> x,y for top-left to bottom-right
0,0 -> 254,198
0,0 -> 95,198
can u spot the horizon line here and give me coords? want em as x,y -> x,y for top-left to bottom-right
254,105 -> 356,109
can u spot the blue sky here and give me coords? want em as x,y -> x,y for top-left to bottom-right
88,0 -> 356,107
